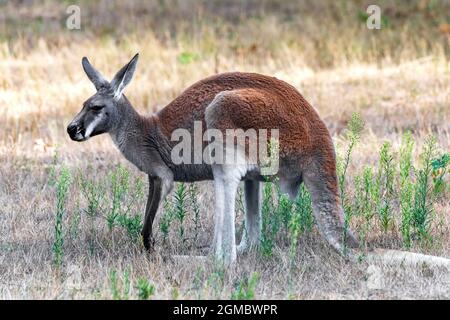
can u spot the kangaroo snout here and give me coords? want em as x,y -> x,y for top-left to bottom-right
67,122 -> 85,141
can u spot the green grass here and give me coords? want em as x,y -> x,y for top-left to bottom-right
231,272 -> 259,300
136,278 -> 156,300
160,198 -> 174,244
377,142 -> 395,232
108,165 -> 130,231
174,182 -> 188,243
412,136 -> 436,241
399,132 -> 415,248
261,182 -> 277,257
189,183 -> 201,243
109,269 -> 131,300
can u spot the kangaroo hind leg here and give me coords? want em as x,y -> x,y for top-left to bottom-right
237,180 -> 262,254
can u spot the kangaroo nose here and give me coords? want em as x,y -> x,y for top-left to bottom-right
67,123 -> 78,136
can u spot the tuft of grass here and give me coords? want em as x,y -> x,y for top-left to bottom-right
353,166 -> 375,247
109,269 -> 131,300
337,112 -> 365,252
261,182 -> 277,257
160,198 -> 174,244
109,270 -> 120,300
171,287 -> 180,300
136,278 -> 155,300
79,171 -> 105,219
173,182 -> 188,243
53,167 -> 71,267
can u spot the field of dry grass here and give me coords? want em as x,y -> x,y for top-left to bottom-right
0,0 -> 449,299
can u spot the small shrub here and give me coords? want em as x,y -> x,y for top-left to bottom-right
189,183 -> 201,243
108,165 -> 130,231
412,136 -> 436,241
160,198 -> 174,244
337,112 -> 364,250
261,182 -> 278,257
399,132 -> 415,247
353,166 -> 375,247
278,192 -> 293,234
115,213 -> 143,241
431,153 -> 449,195
295,184 -> 314,233
109,269 -> 131,300
79,171 -> 105,218
288,202 -> 301,263
377,142 -> 395,232
207,266 -> 226,299
136,278 -> 155,300
53,167 -> 71,267
177,51 -> 199,65
173,182 -> 188,242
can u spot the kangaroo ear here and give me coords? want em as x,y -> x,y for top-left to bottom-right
110,53 -> 139,100
82,57 -> 108,91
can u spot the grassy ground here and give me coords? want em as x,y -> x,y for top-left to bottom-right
0,0 -> 449,299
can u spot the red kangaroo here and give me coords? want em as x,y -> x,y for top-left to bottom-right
67,54 -> 358,265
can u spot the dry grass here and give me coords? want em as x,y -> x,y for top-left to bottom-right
0,0 -> 449,299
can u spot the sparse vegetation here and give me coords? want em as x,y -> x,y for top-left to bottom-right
109,269 -> 131,300
173,182 -> 188,244
189,183 -> 201,243
136,278 -> 156,300
377,142 -> 395,233
399,132 -> 415,248
53,167 -> 71,267
260,182 -> 277,257
412,136 -> 436,242
231,272 -> 259,300
1,0 -> 448,299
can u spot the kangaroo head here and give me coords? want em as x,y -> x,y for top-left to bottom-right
67,53 -> 139,141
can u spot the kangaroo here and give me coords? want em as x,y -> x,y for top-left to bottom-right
67,54 -> 358,264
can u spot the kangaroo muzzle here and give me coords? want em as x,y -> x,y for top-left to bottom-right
67,122 -> 86,141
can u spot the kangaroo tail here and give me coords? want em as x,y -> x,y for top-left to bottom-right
303,152 -> 359,259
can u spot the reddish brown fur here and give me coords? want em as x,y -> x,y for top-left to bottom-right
157,72 -> 337,188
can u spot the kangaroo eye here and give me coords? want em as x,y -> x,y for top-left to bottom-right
91,105 -> 104,111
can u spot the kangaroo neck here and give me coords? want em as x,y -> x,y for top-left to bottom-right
110,97 -> 142,145
109,96 -> 171,174
108,97 -> 147,168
